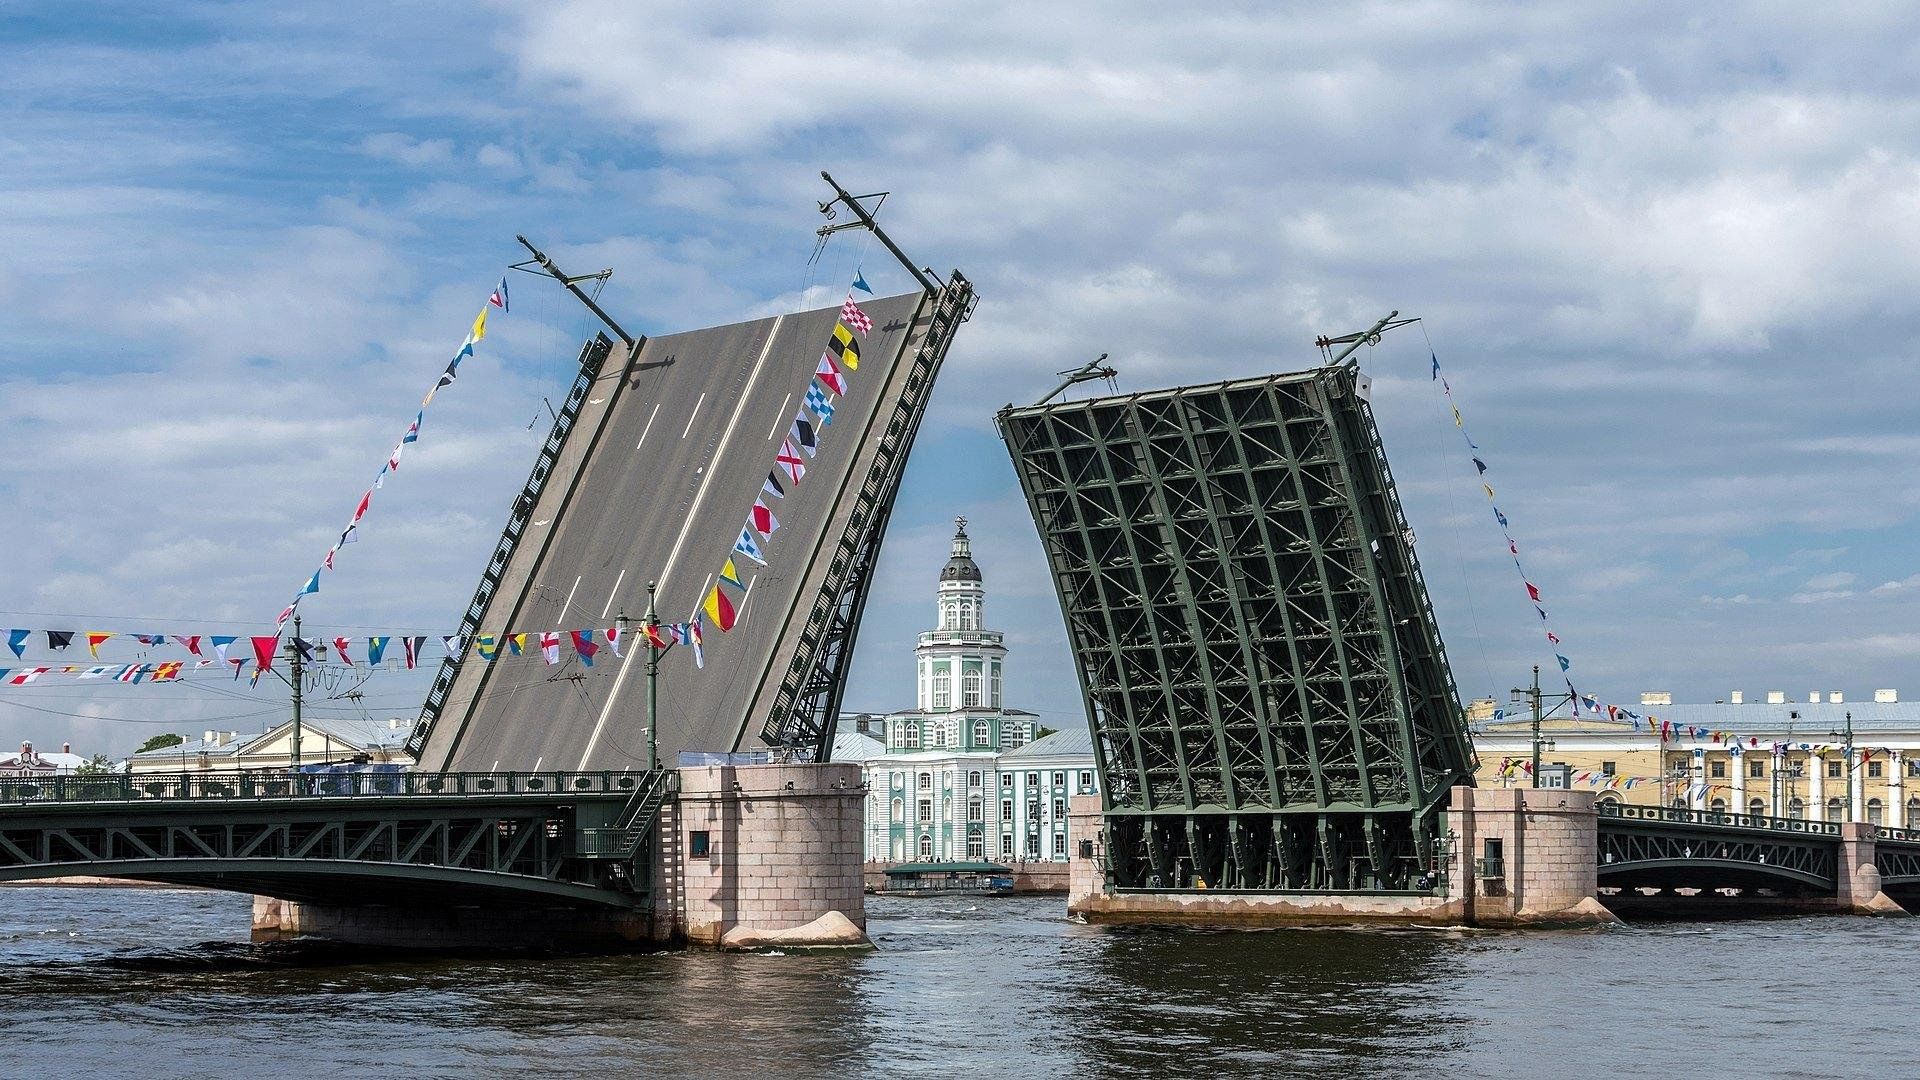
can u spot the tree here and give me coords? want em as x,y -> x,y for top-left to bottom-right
136,733 -> 184,754
74,754 -> 117,776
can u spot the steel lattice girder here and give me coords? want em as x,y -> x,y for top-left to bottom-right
1876,838 -> 1920,885
997,366 -> 1475,890
1597,819 -> 1839,891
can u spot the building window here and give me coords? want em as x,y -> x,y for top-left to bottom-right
1709,761 -> 1725,779
991,670 -> 1002,708
688,831 -> 711,858
1027,772 -> 1039,787
932,671 -> 951,711
968,769 -> 982,788
1869,760 -> 1883,778
1709,798 -> 1726,813
891,798 -> 903,821
1747,797 -> 1766,818
1001,799 -> 1013,822
968,835 -> 983,859
1909,760 -> 1920,778
1868,798 -> 1884,825
1051,833 -> 1064,858
1827,760 -> 1843,778
963,669 -> 983,708
919,835 -> 933,858
968,799 -> 983,823
1790,797 -> 1805,819
918,772 -> 931,790
1078,770 -> 1093,791
918,799 -> 932,822
1052,797 -> 1066,819
1909,797 -> 1920,828
1001,834 -> 1013,856
973,720 -> 990,748
1601,761 -> 1616,777
1001,773 -> 1013,789
1748,759 -> 1764,778
1052,771 -> 1066,788
1826,797 -> 1844,822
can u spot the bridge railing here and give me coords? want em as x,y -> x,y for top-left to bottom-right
1598,802 -> 1842,837
0,770 -> 648,806
1872,824 -> 1920,845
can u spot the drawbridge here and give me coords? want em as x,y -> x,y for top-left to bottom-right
998,355 -> 1477,892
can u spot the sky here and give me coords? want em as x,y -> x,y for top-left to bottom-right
6,2 -> 1920,756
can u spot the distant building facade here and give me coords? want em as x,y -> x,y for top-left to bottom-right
0,741 -> 87,778
1472,689 -> 1920,827
840,519 -> 1096,863
127,718 -> 414,774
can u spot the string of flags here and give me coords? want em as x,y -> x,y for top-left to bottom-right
268,278 -> 512,649
699,279 -> 871,642
1431,350 -> 1586,715
0,620 -> 702,685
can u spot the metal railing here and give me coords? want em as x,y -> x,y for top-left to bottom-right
1598,802 -> 1843,837
0,770 -> 647,806
1872,824 -> 1920,845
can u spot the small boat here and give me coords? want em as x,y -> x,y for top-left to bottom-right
876,861 -> 1015,897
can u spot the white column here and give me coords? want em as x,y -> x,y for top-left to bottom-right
1851,749 -> 1865,823
1729,749 -> 1745,813
1808,752 -> 1825,821
1689,748 -> 1707,810
1891,751 -> 1905,827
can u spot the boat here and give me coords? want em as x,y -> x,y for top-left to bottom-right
876,861 -> 1015,897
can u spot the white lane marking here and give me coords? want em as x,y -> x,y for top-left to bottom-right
636,402 -> 662,449
490,759 -> 500,773
764,392 -> 792,440
681,392 -> 707,438
561,575 -> 582,620
532,756 -> 544,773
577,315 -> 788,770
600,568 -> 628,619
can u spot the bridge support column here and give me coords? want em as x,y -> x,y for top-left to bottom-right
1449,785 -> 1615,929
1836,823 -> 1908,916
662,762 -> 871,949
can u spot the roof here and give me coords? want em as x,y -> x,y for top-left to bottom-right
129,717 -> 412,760
1000,726 -> 1095,760
940,520 -> 982,583
884,861 -> 1011,876
831,731 -> 885,763
1471,700 -> 1920,737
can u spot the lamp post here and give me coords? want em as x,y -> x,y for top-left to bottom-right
1509,665 -> 1566,788
1830,710 -> 1856,823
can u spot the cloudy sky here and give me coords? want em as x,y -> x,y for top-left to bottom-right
6,3 -> 1920,756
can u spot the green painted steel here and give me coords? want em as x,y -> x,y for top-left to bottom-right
997,364 -> 1476,892
1596,807 -> 1839,891
0,769 -> 673,909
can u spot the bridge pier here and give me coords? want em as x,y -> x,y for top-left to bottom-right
1448,785 -> 1616,928
1837,823 -> 1909,916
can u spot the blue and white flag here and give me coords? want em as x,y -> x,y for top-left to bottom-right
851,269 -> 872,295
804,383 -> 835,427
733,528 -> 767,566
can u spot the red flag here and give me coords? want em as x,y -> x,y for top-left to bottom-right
171,635 -> 203,657
250,636 -> 278,675
1525,581 -> 1541,602
646,623 -> 670,649
840,298 -> 872,335
332,637 -> 354,666
704,585 -> 737,632
350,490 -> 372,526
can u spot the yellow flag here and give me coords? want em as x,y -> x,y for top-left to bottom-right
1482,483 -> 1495,500
831,322 -> 860,370
1451,404 -> 1463,427
471,307 -> 488,343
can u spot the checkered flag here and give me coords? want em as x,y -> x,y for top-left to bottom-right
840,297 -> 872,335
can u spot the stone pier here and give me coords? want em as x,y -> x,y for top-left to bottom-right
1065,787 -> 1617,929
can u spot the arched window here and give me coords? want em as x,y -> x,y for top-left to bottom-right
1747,797 -> 1766,819
918,772 -> 931,790
1868,798 -> 1884,825
973,719 -> 990,747
1596,793 -> 1622,809
990,668 -> 1002,708
919,834 -> 933,858
963,669 -> 982,707
1908,797 -> 1920,828
1826,797 -> 1845,823
1789,797 -> 1805,819
891,797 -> 903,821
1709,798 -> 1726,814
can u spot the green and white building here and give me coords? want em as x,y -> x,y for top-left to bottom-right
841,519 -> 1096,863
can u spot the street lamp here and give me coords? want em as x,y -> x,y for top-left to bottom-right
1509,665 -> 1572,788
1828,710 -> 1856,823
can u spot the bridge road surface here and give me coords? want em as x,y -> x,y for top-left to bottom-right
414,291 -> 932,774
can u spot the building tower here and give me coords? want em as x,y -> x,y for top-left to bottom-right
913,518 -> 1014,750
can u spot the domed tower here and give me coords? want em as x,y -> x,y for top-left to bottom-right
916,518 -> 1009,748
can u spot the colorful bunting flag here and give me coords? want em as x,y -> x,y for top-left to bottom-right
540,632 -> 560,665
606,626 -> 623,658
840,298 -> 872,335
750,499 -> 780,540
570,629 -> 598,666
489,276 -> 509,312
251,636 -> 278,676
5,630 -> 25,658
704,585 -> 737,632
46,631 -> 73,651
333,637 -> 354,666
441,634 -> 464,659
402,636 -> 424,669
7,667 -> 49,685
86,632 -> 113,658
762,471 -> 786,501
792,415 -> 817,457
477,634 -> 498,661
719,558 -> 746,592
851,269 -> 872,295
816,354 -> 846,395
508,632 -> 528,657
172,635 -> 203,657
733,528 -> 768,566
805,383 -> 836,427
829,322 -> 860,370
776,439 -> 806,484
689,610 -> 705,668
367,636 -> 389,666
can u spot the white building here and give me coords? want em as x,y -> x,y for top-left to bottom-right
846,519 -> 1097,864
0,741 -> 88,777
126,717 -> 414,774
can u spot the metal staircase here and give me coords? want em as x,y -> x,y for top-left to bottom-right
577,766 -> 678,860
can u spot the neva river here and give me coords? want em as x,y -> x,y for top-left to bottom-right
0,887 -> 1906,1078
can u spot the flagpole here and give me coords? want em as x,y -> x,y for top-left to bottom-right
514,235 -> 636,347
817,172 -> 937,293
288,615 -> 304,769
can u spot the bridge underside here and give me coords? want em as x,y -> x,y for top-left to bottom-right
1000,366 -> 1476,892
0,858 -> 631,909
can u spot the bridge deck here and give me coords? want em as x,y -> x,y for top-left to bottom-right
413,292 -> 932,772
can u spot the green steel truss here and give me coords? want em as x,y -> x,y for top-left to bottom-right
997,365 -> 1476,891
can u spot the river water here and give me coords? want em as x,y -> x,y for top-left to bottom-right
0,887 -> 1905,1078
